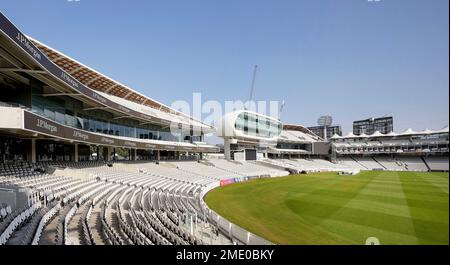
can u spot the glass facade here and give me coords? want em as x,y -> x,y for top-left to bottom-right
308,125 -> 342,139
0,137 -> 29,163
30,86 -> 199,143
353,117 -> 393,135
276,142 -> 311,151
234,112 -> 282,138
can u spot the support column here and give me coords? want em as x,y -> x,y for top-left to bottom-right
31,139 -> 36,164
74,143 -> 79,162
224,138 -> 231,160
156,150 -> 160,161
105,147 -> 112,161
132,149 -> 137,161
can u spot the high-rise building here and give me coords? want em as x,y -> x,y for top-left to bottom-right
307,125 -> 342,140
353,116 -> 393,135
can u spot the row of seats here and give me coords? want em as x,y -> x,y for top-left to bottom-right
262,158 -> 357,173
0,161 -> 111,179
337,156 -> 448,172
335,145 -> 448,154
0,205 -> 12,220
424,157 -> 449,171
206,159 -> 289,177
0,159 -> 308,245
0,160 -> 242,245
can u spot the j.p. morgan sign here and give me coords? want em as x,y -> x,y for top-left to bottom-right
0,11 -> 181,130
23,111 -> 218,153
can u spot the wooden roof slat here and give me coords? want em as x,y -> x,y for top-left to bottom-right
32,40 -> 181,116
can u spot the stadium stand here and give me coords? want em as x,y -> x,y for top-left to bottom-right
424,157 -> 449,171
1,160 -> 287,245
0,9 -> 448,246
336,157 -> 368,170
397,157 -> 429,172
259,158 -> 360,174
372,156 -> 407,171
207,159 -> 289,177
353,157 -> 385,170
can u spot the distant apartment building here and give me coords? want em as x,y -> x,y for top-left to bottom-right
307,125 -> 342,140
353,116 -> 393,135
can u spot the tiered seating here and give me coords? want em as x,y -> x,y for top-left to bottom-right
0,204 -> 12,221
0,162 -> 43,178
0,203 -> 41,244
207,159 -> 288,177
260,159 -> 300,173
171,161 -> 239,179
336,157 -> 368,170
398,157 -> 429,171
36,161 -> 108,169
0,160 -> 286,245
372,156 -> 406,171
284,159 -> 351,172
310,159 -> 352,170
333,138 -> 445,154
9,154 -> 444,246
424,157 -> 449,171
353,157 -> 383,170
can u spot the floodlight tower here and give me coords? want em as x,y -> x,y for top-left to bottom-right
318,115 -> 333,141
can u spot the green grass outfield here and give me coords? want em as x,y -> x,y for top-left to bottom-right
204,171 -> 449,245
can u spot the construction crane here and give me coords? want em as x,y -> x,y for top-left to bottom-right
246,65 -> 258,109
279,100 -> 285,121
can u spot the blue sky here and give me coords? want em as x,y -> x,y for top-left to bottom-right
1,0 -> 448,138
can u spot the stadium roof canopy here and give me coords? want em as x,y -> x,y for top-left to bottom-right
335,126 -> 449,140
370,131 -> 385,137
385,131 -> 398,137
359,133 -> 369,138
0,11 -> 219,153
420,129 -> 434,134
399,128 -> 418,136
282,123 -> 322,141
329,134 -> 342,139
27,37 -> 214,133
436,125 -> 449,133
344,132 -> 357,138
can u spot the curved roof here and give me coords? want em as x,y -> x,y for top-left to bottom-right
334,126 -> 448,140
278,129 -> 318,143
27,37 -> 214,132
385,131 -> 398,137
282,123 -> 320,139
330,134 -> 342,139
370,131 -> 385,137
420,128 -> 433,134
344,132 -> 357,138
436,125 -> 449,133
29,37 -> 170,113
399,128 -> 418,136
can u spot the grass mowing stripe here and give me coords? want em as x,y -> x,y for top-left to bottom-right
398,172 -> 449,244
321,171 -> 417,244
316,217 -> 419,244
416,174 -> 449,194
205,173 -> 350,244
205,171 -> 449,245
